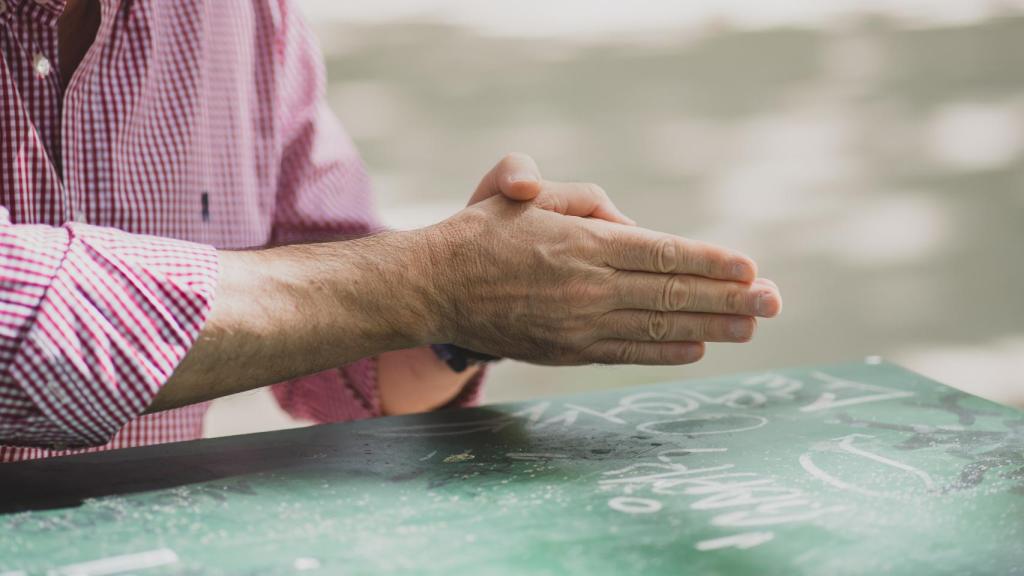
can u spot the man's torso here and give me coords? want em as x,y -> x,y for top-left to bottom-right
1,0 -> 300,460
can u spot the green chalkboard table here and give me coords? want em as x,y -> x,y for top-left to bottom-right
1,361 -> 1022,575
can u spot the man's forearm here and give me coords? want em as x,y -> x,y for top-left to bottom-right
148,188 -> 784,413
148,229 -> 442,412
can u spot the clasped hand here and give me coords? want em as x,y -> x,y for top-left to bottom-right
424,154 -> 783,366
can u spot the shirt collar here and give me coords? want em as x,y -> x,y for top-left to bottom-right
34,0 -> 68,14
4,0 -> 63,27
2,0 -> 118,28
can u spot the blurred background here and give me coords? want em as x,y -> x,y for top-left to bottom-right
207,0 -> 1024,437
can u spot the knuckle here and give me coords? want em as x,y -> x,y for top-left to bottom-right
535,191 -> 561,213
587,228 -> 628,269
548,192 -> 567,215
661,275 -> 692,311
616,341 -> 642,364
600,227 -> 626,250
687,242 -> 715,277
654,238 -> 678,274
724,288 -> 742,313
659,276 -> 675,310
696,249 -> 715,277
704,257 -> 717,277
646,311 -> 669,341
585,182 -> 607,200
698,315 -> 716,340
571,222 -> 608,262
534,193 -> 553,211
562,275 -> 606,308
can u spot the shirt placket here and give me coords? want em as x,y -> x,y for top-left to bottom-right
31,11 -> 61,170
22,0 -> 100,226
2,0 -> 71,223
59,0 -> 120,226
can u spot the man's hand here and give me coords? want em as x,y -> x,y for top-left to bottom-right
378,153 -> 647,415
423,189 -> 781,366
469,153 -> 635,224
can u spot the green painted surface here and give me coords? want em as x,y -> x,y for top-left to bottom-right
1,362 -> 1022,575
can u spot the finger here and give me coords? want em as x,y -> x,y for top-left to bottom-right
597,311 -> 756,343
597,224 -> 757,282
468,152 -> 542,206
534,181 -> 636,225
583,340 -> 705,366
611,272 -> 782,317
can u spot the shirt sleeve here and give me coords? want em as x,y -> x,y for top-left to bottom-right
0,209 -> 218,449
267,0 -> 481,422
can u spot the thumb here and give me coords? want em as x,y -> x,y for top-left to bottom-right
497,153 -> 542,201
468,153 -> 542,206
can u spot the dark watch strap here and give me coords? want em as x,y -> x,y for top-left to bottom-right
430,344 -> 500,373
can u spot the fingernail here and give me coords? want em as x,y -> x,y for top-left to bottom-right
732,262 -> 752,280
757,291 -> 779,317
508,172 -> 538,183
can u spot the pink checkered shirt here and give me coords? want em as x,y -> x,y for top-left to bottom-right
0,0 -> 477,462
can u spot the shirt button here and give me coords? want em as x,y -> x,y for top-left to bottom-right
33,53 -> 52,78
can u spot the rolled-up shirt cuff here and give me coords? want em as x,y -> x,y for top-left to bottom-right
6,223 -> 218,448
